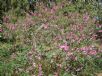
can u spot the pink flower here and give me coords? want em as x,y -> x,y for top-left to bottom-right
89,50 -> 97,55
11,25 -> 16,30
81,46 -> 92,51
98,30 -> 102,32
83,13 -> 89,22
5,23 -> 16,30
80,47 -> 89,51
51,9 -> 55,14
0,28 -> 3,32
50,6 -> 58,14
96,24 -> 102,28
80,46 -> 97,55
80,46 -> 92,54
59,43 -> 69,51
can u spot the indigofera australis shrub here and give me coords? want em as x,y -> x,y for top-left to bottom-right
0,0 -> 102,76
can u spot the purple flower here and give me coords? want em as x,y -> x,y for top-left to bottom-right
59,43 -> 69,51
89,50 -> 97,55
0,28 -> 3,32
83,13 -> 89,22
98,30 -> 102,32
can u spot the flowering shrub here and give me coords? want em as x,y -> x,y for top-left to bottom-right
0,0 -> 102,76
